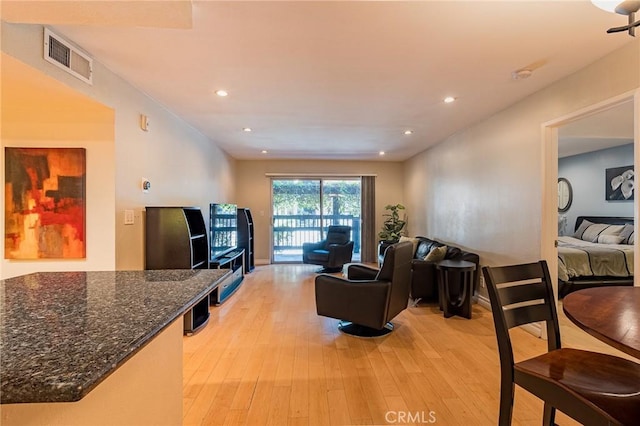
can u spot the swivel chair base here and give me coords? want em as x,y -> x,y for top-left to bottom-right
338,321 -> 394,337
316,267 -> 343,274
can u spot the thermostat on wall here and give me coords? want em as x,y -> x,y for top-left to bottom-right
140,114 -> 149,131
142,178 -> 151,193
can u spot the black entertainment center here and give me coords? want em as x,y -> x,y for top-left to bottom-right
209,249 -> 244,304
208,203 -> 245,304
144,203 -> 254,334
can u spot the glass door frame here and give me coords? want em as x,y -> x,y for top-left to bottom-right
270,177 -> 361,264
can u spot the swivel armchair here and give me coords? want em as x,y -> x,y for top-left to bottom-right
302,225 -> 354,273
314,241 -> 413,337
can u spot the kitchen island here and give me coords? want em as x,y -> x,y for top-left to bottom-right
0,269 -> 229,425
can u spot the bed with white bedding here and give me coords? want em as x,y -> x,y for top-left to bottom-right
558,216 -> 634,296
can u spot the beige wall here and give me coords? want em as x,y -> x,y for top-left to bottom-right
235,160 -> 404,262
2,22 -> 235,274
404,39 -> 640,298
2,54 -> 116,279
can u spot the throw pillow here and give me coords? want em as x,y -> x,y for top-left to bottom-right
399,236 -> 419,256
573,219 -> 594,240
579,224 -> 624,243
424,245 -> 447,262
619,224 -> 635,244
597,234 -> 625,245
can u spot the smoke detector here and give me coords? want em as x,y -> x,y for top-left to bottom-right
512,68 -> 533,80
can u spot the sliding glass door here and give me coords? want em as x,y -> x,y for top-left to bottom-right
271,178 -> 361,263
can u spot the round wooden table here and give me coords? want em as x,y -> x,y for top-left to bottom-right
563,286 -> 640,359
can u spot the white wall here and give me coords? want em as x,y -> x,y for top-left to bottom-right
2,22 -> 235,274
559,143 -> 634,235
404,39 -> 640,297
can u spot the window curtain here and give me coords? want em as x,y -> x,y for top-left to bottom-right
360,176 -> 376,263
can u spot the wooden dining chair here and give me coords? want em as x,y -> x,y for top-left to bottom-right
482,260 -> 640,426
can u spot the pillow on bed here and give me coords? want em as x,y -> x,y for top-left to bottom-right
594,225 -> 625,242
576,222 -> 624,243
573,219 -> 594,240
597,234 -> 625,244
619,224 -> 635,245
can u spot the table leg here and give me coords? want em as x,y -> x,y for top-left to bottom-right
438,269 -> 473,319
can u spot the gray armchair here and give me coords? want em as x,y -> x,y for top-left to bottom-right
314,241 -> 413,337
302,225 -> 354,273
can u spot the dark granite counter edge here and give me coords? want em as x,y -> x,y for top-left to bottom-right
71,271 -> 229,402
4,271 -> 230,404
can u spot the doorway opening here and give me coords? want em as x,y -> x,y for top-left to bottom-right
271,178 -> 361,263
542,91 -> 638,301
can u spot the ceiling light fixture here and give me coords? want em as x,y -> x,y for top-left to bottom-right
444,96 -> 456,104
261,150 -> 268,154
243,127 -> 252,132
379,151 -> 385,156
215,89 -> 228,97
592,0 -> 640,36
403,130 -> 413,135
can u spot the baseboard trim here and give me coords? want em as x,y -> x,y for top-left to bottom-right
476,294 -> 491,310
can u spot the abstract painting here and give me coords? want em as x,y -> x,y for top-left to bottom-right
605,165 -> 634,201
5,148 -> 86,259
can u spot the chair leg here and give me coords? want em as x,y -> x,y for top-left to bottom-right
498,380 -> 514,426
542,403 -> 555,426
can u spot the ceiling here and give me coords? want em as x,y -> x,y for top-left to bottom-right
2,1 -> 635,161
558,100 -> 634,158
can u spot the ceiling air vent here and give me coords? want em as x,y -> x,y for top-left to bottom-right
43,28 -> 93,85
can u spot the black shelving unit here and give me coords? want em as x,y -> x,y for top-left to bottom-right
145,207 -> 209,270
183,295 -> 210,335
145,207 -> 210,334
237,208 -> 255,273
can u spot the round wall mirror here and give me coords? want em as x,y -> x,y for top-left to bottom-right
558,177 -> 573,212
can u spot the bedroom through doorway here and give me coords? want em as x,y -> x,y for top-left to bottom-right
556,99 -> 636,296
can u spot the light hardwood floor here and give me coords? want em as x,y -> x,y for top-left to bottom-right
182,265 -> 630,426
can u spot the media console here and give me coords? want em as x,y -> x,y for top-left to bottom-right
209,249 -> 245,304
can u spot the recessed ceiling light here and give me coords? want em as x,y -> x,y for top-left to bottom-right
215,89 -> 228,97
243,127 -> 252,132
403,130 -> 413,135
444,96 -> 456,103
379,151 -> 385,156
261,150 -> 268,154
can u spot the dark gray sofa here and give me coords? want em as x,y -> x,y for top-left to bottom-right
380,236 -> 480,302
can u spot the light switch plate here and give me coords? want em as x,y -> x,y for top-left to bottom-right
124,209 -> 135,225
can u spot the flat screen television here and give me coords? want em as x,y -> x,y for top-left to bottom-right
209,203 -> 238,259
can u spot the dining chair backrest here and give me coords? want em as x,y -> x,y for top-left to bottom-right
482,261 -> 560,375
482,260 -> 640,426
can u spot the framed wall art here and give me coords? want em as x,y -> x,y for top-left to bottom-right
605,165 -> 634,201
5,147 -> 86,259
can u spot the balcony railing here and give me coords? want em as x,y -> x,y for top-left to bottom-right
273,214 -> 360,261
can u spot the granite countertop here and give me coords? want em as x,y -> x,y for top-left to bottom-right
0,269 -> 229,404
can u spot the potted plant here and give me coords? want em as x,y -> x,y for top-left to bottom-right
379,203 -> 406,242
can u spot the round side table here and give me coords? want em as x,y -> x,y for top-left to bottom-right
436,259 -> 476,319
